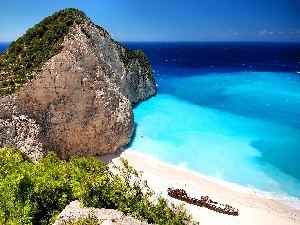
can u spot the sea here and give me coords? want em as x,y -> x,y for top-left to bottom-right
123,42 -> 300,210
1,41 -> 300,209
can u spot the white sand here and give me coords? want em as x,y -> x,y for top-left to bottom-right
98,149 -> 300,225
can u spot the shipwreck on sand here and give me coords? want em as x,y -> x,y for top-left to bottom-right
168,187 -> 239,216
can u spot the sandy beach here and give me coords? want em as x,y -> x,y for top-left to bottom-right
98,149 -> 300,225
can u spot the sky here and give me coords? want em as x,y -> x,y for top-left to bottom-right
0,0 -> 300,42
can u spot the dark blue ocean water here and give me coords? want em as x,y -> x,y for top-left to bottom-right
0,43 -> 9,53
124,42 -> 300,209
1,42 -> 300,209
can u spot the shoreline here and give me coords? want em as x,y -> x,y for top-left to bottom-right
97,149 -> 300,225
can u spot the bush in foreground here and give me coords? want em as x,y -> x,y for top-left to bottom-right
0,148 -> 198,225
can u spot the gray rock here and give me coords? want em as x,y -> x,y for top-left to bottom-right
53,200 -> 152,225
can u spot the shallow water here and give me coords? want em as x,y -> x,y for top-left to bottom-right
125,42 -> 300,209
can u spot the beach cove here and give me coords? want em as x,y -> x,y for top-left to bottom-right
124,42 -> 300,209
120,42 -> 300,224
98,149 -> 300,225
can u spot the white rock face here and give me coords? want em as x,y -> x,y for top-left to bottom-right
0,19 -> 156,160
53,200 -> 152,225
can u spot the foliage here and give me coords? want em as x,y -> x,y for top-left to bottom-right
0,148 -> 74,224
0,8 -> 86,96
121,47 -> 154,81
63,213 -> 104,225
132,50 -> 154,78
0,148 -> 198,225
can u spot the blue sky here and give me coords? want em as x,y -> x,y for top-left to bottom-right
1,0 -> 300,42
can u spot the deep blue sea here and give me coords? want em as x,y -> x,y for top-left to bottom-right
0,43 -> 9,54
1,42 -> 300,209
123,42 -> 300,210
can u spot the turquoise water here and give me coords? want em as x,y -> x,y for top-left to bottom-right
129,71 -> 300,209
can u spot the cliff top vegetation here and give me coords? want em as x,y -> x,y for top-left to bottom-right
0,8 -> 87,96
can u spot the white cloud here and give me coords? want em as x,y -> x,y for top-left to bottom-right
257,30 -> 274,36
0,32 -> 13,38
219,32 -> 240,37
258,30 -> 267,36
0,30 -> 25,41
288,28 -> 300,34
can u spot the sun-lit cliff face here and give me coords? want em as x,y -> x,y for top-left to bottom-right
0,8 -> 156,160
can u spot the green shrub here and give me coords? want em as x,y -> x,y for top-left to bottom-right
120,48 -> 154,80
0,8 -> 86,96
0,148 -> 198,225
0,148 -> 74,224
63,214 -> 103,225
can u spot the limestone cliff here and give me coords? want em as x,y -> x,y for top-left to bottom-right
0,9 -> 156,160
53,200 -> 152,225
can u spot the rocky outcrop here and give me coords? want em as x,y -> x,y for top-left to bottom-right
0,10 -> 156,160
53,200 -> 152,225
